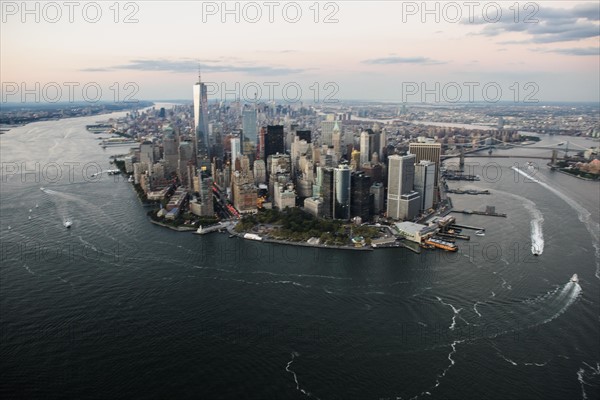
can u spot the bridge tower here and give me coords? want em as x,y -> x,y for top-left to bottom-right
551,149 -> 558,165
459,147 -> 465,172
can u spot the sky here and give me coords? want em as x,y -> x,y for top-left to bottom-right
1,1 -> 599,103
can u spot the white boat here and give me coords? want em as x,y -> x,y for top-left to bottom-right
35,204 -> 39,208
64,220 -> 72,229
29,209 -> 32,213
40,187 -> 45,191
571,274 -> 578,283
475,230 -> 485,236
28,216 -> 31,220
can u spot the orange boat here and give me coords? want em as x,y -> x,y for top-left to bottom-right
425,238 -> 458,252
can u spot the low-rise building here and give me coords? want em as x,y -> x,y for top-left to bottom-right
394,221 -> 437,243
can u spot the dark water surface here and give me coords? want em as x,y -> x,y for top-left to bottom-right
1,114 -> 599,399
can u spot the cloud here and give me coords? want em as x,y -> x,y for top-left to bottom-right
81,67 -> 112,72
532,47 -> 600,56
363,56 -> 445,65
463,3 -> 600,44
81,59 -> 307,75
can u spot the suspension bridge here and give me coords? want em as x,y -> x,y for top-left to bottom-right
441,137 -> 593,169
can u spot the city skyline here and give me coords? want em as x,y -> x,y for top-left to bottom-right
2,1 -> 599,103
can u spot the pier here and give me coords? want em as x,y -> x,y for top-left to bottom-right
446,189 -> 490,195
449,223 -> 485,231
451,210 -> 507,217
436,232 -> 471,241
444,173 -> 480,181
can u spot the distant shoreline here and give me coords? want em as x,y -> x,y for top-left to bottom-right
555,168 -> 600,182
0,102 -> 154,131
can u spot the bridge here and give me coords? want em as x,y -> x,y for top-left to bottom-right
440,138 -> 590,167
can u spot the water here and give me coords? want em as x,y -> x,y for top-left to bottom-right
1,116 -> 599,399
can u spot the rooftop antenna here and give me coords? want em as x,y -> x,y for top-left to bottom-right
197,62 -> 202,84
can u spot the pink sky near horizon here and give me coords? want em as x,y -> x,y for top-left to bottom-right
2,1 -> 598,102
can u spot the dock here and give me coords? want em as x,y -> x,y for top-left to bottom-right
451,210 -> 507,218
436,232 -> 471,241
443,174 -> 480,181
449,223 -> 485,231
446,189 -> 490,195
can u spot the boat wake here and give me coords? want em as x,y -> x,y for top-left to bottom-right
511,166 -> 600,279
285,352 -> 319,399
500,188 -> 544,256
486,278 -> 582,338
436,297 -> 462,330
577,362 -> 600,400
410,340 -> 463,400
432,277 -> 581,346
526,203 -> 544,256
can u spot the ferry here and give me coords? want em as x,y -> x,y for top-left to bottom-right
571,274 -> 578,283
424,237 -> 458,252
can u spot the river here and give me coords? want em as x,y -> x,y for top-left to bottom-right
1,114 -> 598,399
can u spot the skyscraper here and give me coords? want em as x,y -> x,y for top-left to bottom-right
359,131 -> 370,166
242,109 -> 258,155
332,122 -> 342,158
408,142 -> 441,186
163,131 -> 178,176
387,154 -> 418,220
414,160 -> 435,211
198,174 -> 214,216
140,141 -> 154,166
193,71 -> 210,170
370,182 -> 385,215
319,166 -> 334,219
178,141 -> 194,187
351,171 -> 372,221
333,164 -> 351,220
231,137 -> 241,171
379,128 -> 387,161
264,125 -> 285,160
296,130 -> 311,143
320,116 -> 341,146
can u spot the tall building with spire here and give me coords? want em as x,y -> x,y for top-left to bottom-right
193,67 -> 210,171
